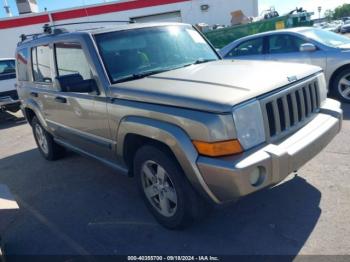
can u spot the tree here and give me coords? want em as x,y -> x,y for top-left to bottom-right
324,9 -> 334,22
334,4 -> 350,19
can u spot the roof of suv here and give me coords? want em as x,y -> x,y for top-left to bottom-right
17,22 -> 189,47
85,22 -> 189,34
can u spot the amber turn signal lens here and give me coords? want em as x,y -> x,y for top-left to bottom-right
192,140 -> 243,157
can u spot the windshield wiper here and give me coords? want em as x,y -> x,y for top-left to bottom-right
113,60 -> 217,84
113,68 -> 169,84
182,59 -> 217,68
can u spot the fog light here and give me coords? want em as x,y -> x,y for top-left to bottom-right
249,166 -> 266,187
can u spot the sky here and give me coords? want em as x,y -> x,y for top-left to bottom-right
259,0 -> 349,17
0,0 -> 349,19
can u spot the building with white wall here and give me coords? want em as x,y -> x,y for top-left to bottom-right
0,0 -> 258,57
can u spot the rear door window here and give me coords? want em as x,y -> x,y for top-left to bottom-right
32,45 -> 52,83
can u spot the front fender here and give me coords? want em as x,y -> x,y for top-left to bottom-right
116,116 -> 220,204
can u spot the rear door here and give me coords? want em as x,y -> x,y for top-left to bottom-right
42,40 -> 114,160
223,37 -> 267,60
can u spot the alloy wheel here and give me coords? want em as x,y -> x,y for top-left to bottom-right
338,73 -> 350,101
141,160 -> 178,217
35,123 -> 49,155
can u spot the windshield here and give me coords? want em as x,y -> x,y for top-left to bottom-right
94,25 -> 219,84
303,28 -> 350,47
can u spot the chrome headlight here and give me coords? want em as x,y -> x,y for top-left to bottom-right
232,100 -> 266,150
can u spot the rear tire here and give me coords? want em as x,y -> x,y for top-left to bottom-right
331,68 -> 350,103
31,116 -> 65,161
134,145 -> 207,229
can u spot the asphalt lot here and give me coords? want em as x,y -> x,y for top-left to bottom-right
0,103 -> 349,258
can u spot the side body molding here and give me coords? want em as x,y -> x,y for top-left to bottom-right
116,116 -> 220,204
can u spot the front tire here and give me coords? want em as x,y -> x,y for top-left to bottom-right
134,145 -> 207,229
332,68 -> 350,103
31,117 -> 65,161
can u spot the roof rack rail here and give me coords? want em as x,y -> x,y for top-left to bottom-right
19,33 -> 41,42
43,20 -> 135,33
19,20 -> 134,43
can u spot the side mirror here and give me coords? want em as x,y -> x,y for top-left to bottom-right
300,43 -> 317,52
55,74 -> 99,94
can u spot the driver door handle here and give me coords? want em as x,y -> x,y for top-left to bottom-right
30,92 -> 38,98
54,96 -> 67,104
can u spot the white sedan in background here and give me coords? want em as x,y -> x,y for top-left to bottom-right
219,27 -> 350,103
0,58 -> 20,112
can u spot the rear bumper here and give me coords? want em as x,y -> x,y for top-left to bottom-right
0,97 -> 20,109
197,99 -> 342,203
0,90 -> 20,109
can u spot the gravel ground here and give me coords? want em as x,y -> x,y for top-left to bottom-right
0,103 -> 349,258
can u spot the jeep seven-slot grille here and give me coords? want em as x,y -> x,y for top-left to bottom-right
262,79 -> 320,139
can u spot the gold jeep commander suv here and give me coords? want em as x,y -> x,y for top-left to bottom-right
16,22 -> 342,229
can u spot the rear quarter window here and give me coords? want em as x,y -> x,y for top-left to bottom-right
16,49 -> 29,81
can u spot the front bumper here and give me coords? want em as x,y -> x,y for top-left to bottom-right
197,99 -> 342,203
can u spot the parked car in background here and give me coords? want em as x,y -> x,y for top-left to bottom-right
322,20 -> 344,33
323,21 -> 344,33
0,58 -> 20,112
16,22 -> 342,229
219,27 -> 350,103
341,20 -> 350,34
333,20 -> 344,33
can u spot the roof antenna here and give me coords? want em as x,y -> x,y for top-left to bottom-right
3,0 -> 12,17
43,24 -> 52,34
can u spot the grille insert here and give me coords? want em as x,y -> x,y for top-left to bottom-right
262,79 -> 320,139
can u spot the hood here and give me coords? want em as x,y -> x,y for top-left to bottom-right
110,60 -> 321,113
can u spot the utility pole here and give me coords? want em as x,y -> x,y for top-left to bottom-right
318,6 -> 322,20
3,0 -> 12,17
